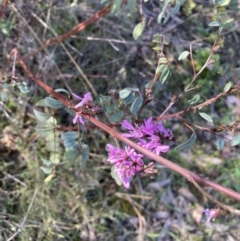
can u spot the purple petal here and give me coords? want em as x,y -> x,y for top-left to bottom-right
73,115 -> 79,124
79,116 -> 84,125
72,93 -> 83,100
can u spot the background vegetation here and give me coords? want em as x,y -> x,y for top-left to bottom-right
0,0 -> 240,240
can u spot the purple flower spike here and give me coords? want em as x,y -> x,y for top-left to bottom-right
72,92 -> 94,125
106,144 -> 145,188
73,92 -> 93,108
73,113 -> 84,125
107,118 -> 173,188
203,208 -> 222,222
121,120 -> 143,138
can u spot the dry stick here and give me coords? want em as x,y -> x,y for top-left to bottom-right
0,0 -> 9,19
17,56 -> 240,204
22,0 -> 127,61
159,35 -> 219,117
13,54 -> 240,215
156,86 -> 238,121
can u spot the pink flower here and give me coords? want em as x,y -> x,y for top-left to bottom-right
203,208 -> 222,222
72,92 -> 93,125
106,144 -> 144,188
73,114 -> 84,125
72,92 -> 93,108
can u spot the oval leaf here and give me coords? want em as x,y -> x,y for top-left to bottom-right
133,19 -> 146,40
55,88 -> 70,97
130,96 -> 143,117
35,127 -> 53,136
63,139 -> 78,148
188,94 -> 200,105
213,0 -> 230,6
119,89 -> 132,99
111,165 -> 122,186
157,12 -> 164,24
41,158 -> 52,166
208,21 -> 219,27
224,82 -> 232,93
45,97 -> 65,109
61,131 -> 78,140
36,99 -> 48,107
178,51 -> 190,61
34,109 -> 51,121
64,149 -> 80,160
124,92 -> 135,105
175,133 -> 197,151
108,110 -> 123,123
44,173 -> 55,183
41,166 -> 53,174
160,68 -> 171,83
199,112 -> 213,123
231,134 -> 240,146
65,107 -> 76,116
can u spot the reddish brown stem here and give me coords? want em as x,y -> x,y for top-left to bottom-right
16,54 -> 240,202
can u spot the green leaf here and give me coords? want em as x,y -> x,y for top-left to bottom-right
175,133 -> 197,151
213,0 -> 230,6
130,96 -> 143,118
111,165 -> 122,186
41,158 -> 52,166
64,149 -> 80,160
171,1 -> 181,14
35,127 -> 53,136
45,97 -> 65,109
63,139 -> 78,148
162,0 -> 171,11
223,18 -> 234,29
133,19 -> 146,40
124,92 -> 135,105
163,12 -> 170,24
108,110 -> 123,123
41,166 -> 53,174
50,153 -> 60,164
160,67 -> 171,83
61,131 -> 78,140
178,51 -> 190,61
36,99 -> 48,107
231,134 -> 240,146
188,94 -> 201,105
127,0 -> 137,11
81,144 -> 89,168
119,89 -> 132,99
156,64 -> 168,76
111,0 -> 122,13
199,112 -> 213,123
46,141 -> 61,152
46,116 -> 57,125
208,21 -> 219,27
216,138 -> 224,150
34,109 -> 51,121
16,82 -> 29,94
55,88 -> 70,97
65,107 -> 76,116
224,82 -> 232,92
44,173 -> 55,183
157,12 -> 164,24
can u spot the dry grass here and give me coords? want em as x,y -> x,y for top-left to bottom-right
0,0 -> 240,240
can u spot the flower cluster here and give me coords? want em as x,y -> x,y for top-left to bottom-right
203,208 -> 222,222
72,92 -> 101,125
107,144 -> 144,188
122,117 -> 173,155
107,118 -> 173,188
